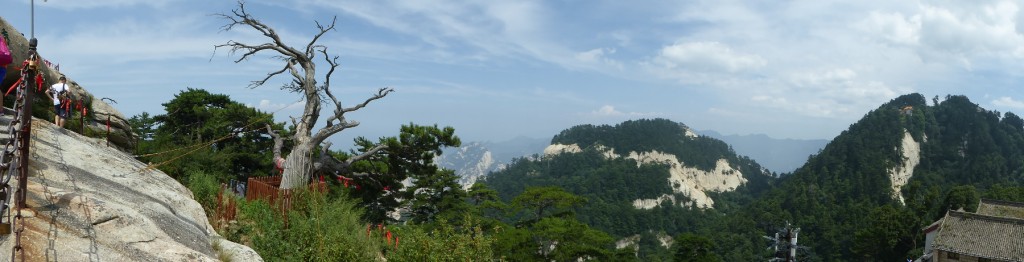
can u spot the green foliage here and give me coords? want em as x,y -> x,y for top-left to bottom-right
511,186 -> 586,223
713,94 -> 1024,260
468,182 -> 499,206
133,88 -> 280,182
984,184 -> 1024,202
673,233 -> 722,262
487,118 -> 775,260
344,123 -> 461,223
487,186 -> 620,261
490,226 -> 536,261
140,88 -> 513,261
232,190 -> 381,261
407,169 -> 470,224
534,217 -> 615,261
186,170 -> 221,213
850,205 -> 917,259
943,185 -> 979,212
386,217 -> 495,261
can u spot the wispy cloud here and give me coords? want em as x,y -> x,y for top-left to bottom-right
993,97 -> 1024,109
36,0 -> 181,10
253,99 -> 304,112
590,105 -> 661,118
652,41 -> 766,73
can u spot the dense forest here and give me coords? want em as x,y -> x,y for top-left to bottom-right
732,94 -> 1024,260
128,90 -> 1024,261
486,118 -> 775,260
485,94 -> 1024,260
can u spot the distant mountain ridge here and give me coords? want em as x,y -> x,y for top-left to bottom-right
699,130 -> 828,174
484,118 -> 774,256
727,93 -> 1024,260
434,137 -> 548,189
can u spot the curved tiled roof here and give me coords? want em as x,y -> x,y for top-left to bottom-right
977,199 -> 1024,219
932,211 -> 1024,261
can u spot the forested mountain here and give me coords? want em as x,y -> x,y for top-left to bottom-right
700,130 -> 828,174
484,118 -> 775,259
483,94 -> 1024,261
729,93 -> 1024,260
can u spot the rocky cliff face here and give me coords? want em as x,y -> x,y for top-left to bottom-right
0,17 -> 137,151
543,143 -> 747,209
435,138 -> 548,189
0,117 -> 259,261
434,142 -> 496,189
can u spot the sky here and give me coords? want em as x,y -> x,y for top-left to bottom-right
3,0 -> 1024,149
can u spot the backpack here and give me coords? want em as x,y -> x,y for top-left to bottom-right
57,84 -> 69,101
0,36 -> 11,66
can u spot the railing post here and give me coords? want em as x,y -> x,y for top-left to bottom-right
16,59 -> 34,210
105,115 -> 110,147
79,100 -> 84,133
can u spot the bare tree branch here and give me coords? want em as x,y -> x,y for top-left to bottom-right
250,63 -> 290,88
306,17 -> 338,57
214,1 -> 309,90
312,87 -> 393,145
265,124 -> 284,161
345,144 -> 389,166
344,88 -> 394,113
312,141 -> 389,190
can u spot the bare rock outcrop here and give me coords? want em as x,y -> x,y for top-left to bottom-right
0,117 -> 260,261
0,16 -> 137,151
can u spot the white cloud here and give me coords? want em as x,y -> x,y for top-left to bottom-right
42,15 -> 225,64
255,99 -> 303,112
653,42 -> 765,73
917,2 -> 1024,57
590,105 -> 661,118
575,48 -> 623,69
857,11 -> 921,45
37,0 -> 177,10
294,1 -> 553,63
858,1 -> 1024,63
993,97 -> 1024,109
593,105 -> 623,117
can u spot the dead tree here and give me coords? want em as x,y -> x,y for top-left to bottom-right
217,1 -> 392,189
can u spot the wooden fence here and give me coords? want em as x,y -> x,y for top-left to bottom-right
214,183 -> 238,225
213,176 -> 327,225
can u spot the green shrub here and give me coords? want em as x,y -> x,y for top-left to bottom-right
234,190 -> 381,261
386,216 -> 495,261
187,170 -> 220,212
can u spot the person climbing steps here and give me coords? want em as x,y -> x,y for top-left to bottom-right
45,75 -> 69,128
0,33 -> 11,116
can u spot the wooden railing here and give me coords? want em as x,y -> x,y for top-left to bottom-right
212,176 -> 327,225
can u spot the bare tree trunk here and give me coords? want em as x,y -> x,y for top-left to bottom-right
280,140 -> 313,189
217,1 -> 392,190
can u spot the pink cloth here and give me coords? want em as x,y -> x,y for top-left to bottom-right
0,37 -> 10,66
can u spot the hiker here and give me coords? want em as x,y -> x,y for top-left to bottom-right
0,35 -> 11,115
45,76 -> 69,127
0,35 -> 9,84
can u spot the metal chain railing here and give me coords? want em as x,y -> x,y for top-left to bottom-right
1,46 -> 39,262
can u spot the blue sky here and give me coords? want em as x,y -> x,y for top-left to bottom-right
3,0 -> 1024,149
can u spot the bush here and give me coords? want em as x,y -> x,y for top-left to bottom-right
187,170 -> 220,212
386,216 -> 494,261
233,190 -> 381,261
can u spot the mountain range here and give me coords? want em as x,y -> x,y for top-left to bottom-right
472,93 -> 1024,260
434,136 -> 548,189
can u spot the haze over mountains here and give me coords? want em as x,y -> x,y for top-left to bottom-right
700,130 -> 829,174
